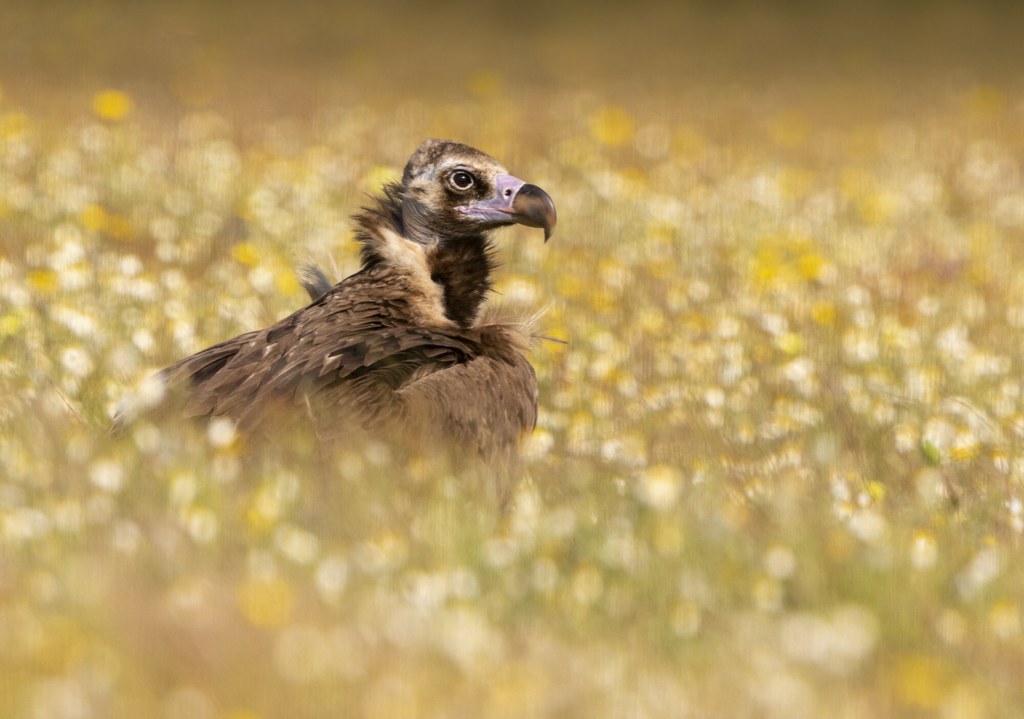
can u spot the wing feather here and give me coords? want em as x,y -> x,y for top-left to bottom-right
158,268 -> 487,430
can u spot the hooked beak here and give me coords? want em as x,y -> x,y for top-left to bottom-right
458,173 -> 557,241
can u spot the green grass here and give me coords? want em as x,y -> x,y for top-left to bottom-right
3,4 -> 1024,717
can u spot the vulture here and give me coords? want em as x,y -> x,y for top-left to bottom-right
138,139 -> 556,502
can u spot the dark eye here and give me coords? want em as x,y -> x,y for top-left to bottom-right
449,170 -> 475,191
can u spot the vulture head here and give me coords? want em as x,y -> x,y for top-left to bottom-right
346,139 -> 557,327
398,139 -> 557,244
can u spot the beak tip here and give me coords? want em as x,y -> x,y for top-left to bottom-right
511,182 -> 557,243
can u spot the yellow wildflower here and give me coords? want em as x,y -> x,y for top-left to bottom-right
589,106 -> 635,147
275,268 -> 300,295
893,654 -> 952,710
80,204 -> 109,232
775,332 -> 804,355
92,89 -> 134,121
797,252 -> 826,281
811,300 -> 836,326
106,214 -> 134,240
238,576 -> 293,627
0,314 -> 20,336
231,242 -> 260,267
0,111 -> 29,138
27,269 -> 58,293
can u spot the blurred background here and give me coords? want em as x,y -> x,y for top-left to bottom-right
4,0 -> 1023,117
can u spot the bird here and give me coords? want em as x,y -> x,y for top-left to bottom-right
133,139 -> 556,504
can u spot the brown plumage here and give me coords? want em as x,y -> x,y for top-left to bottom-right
137,139 -> 556,501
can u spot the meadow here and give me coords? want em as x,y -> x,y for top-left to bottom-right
2,3 -> 1024,717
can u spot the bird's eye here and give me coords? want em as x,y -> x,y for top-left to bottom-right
449,170 -> 475,191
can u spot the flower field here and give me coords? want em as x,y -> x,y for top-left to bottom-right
2,3 -> 1024,717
